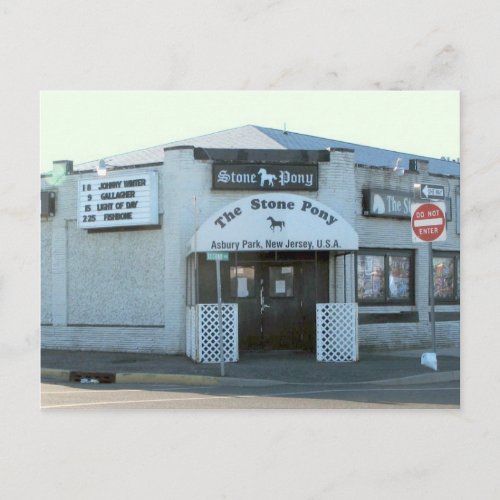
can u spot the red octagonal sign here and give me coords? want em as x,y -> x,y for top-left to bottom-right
411,202 -> 447,243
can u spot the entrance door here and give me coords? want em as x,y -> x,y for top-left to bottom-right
260,263 -> 303,349
229,259 -> 325,351
220,252 -> 329,351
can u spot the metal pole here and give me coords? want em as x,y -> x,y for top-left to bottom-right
216,259 -> 225,377
193,196 -> 199,359
194,196 -> 199,306
343,255 -> 347,303
429,242 -> 436,352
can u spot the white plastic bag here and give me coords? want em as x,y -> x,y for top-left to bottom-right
421,352 -> 438,371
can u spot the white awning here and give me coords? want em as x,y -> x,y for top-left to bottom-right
187,194 -> 358,254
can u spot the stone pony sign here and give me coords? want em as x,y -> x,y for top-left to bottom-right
212,164 -> 318,191
187,194 -> 358,254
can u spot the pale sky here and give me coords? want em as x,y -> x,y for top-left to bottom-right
40,91 -> 459,172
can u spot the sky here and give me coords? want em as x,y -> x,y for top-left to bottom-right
40,91 -> 460,172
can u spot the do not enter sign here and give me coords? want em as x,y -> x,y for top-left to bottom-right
411,202 -> 447,243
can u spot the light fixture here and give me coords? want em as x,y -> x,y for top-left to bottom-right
97,158 -> 115,177
97,159 -> 107,177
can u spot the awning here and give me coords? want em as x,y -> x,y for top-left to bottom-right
187,193 -> 358,254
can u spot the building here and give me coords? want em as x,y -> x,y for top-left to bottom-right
41,125 -> 460,361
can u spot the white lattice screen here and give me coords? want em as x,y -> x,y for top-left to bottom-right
316,303 -> 358,362
188,304 -> 238,363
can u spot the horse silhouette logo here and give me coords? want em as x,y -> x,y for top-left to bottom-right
267,216 -> 285,232
258,168 -> 277,187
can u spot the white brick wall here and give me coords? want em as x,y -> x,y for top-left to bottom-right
41,218 -> 52,324
321,150 -> 358,305
354,161 -> 460,350
162,148 -> 211,353
41,325 -> 167,353
66,220 -> 165,326
41,168 -> 169,352
51,223 -> 68,326
41,148 -> 459,353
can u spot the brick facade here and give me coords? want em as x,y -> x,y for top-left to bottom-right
41,145 -> 459,353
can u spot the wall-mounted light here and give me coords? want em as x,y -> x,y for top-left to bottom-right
96,159 -> 107,176
97,158 -> 116,176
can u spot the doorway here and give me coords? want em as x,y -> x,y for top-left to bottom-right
223,252 -> 329,351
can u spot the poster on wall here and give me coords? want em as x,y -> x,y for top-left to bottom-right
77,171 -> 159,229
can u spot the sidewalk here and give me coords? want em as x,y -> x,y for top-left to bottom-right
41,347 -> 460,387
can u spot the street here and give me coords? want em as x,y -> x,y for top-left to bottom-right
41,380 -> 459,409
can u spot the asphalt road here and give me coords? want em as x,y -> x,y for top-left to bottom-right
41,380 -> 460,409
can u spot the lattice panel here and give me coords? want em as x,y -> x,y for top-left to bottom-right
198,304 -> 238,363
316,303 -> 358,362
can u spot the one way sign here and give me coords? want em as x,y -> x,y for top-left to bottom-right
415,183 -> 445,200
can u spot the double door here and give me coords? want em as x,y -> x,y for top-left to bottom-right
232,260 -> 322,350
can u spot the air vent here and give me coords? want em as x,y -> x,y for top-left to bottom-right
408,159 -> 419,172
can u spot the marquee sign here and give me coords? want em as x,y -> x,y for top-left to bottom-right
78,171 -> 159,229
212,164 -> 318,191
187,194 -> 358,254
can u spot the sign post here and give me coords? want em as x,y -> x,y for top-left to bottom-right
411,201 -> 447,371
428,242 -> 436,353
207,251 -> 229,376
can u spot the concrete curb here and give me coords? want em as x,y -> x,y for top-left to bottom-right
41,368 -> 285,387
41,368 -> 72,382
372,370 -> 460,386
215,377 -> 286,387
41,368 -> 459,387
115,372 -> 220,386
116,372 -> 285,387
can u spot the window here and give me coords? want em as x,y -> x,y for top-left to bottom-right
357,255 -> 385,300
357,250 -> 414,304
269,266 -> 294,297
388,255 -> 411,300
230,266 -> 255,298
433,252 -> 460,303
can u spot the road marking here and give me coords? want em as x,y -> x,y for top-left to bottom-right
41,385 -> 210,395
42,394 -> 233,409
41,386 -> 458,409
258,386 -> 459,398
42,389 -> 143,395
